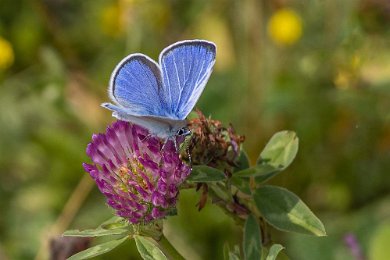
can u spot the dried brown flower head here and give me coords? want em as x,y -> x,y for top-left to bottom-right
183,109 -> 245,173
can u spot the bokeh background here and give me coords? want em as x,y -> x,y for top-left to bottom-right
1,0 -> 389,259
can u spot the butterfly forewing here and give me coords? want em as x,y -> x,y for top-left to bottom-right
110,54 -> 169,117
159,40 -> 216,120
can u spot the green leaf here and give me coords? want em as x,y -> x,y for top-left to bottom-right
231,175 -> 251,195
234,150 -> 251,172
243,214 -> 262,260
265,244 -> 284,260
63,216 -> 131,237
228,252 -> 241,260
67,236 -> 128,260
254,168 -> 282,183
100,216 -> 128,230
63,228 -> 129,237
223,244 -> 241,260
257,131 -> 298,170
253,185 -> 326,236
100,216 -> 123,225
232,164 -> 280,188
234,164 -> 279,178
223,243 -> 230,260
134,235 -> 167,260
187,165 -> 226,182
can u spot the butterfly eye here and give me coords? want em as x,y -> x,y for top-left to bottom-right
176,127 -> 191,136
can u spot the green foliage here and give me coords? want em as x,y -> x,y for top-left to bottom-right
134,236 -> 167,260
223,244 -> 242,260
1,0 -> 389,259
231,175 -> 251,195
63,228 -> 129,238
234,150 -> 251,172
243,214 -> 262,260
286,195 -> 390,260
64,126 -> 323,259
68,236 -> 128,260
253,185 -> 326,236
256,131 -> 299,170
232,131 -> 298,184
100,216 -> 129,229
265,244 -> 284,260
63,217 -> 130,237
187,165 -> 226,182
233,164 -> 278,178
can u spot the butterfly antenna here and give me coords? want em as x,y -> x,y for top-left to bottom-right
186,144 -> 192,168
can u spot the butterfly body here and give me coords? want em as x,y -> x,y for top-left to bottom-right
103,102 -> 187,138
103,40 -> 216,139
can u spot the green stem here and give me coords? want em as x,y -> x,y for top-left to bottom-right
157,235 -> 185,260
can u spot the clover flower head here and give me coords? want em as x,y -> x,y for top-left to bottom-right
83,121 -> 191,224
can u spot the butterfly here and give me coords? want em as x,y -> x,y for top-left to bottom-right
102,39 -> 216,141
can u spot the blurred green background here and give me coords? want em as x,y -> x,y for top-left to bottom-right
0,0 -> 389,259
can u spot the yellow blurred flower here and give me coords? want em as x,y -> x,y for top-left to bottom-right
101,3 -> 125,37
193,14 -> 235,71
0,37 -> 14,70
351,53 -> 361,70
334,53 -> 363,89
267,8 -> 303,46
334,70 -> 351,90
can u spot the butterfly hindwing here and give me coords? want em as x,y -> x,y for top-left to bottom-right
159,40 -> 216,120
109,54 -> 169,117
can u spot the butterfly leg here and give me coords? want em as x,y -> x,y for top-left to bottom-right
141,133 -> 152,142
160,136 -> 184,154
173,138 -> 178,151
160,136 -> 178,151
161,138 -> 170,152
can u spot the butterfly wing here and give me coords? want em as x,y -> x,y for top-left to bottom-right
103,40 -> 216,137
159,40 -> 216,120
104,54 -> 170,118
105,104 -> 186,138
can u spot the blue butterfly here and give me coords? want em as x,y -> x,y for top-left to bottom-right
102,39 -> 216,140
